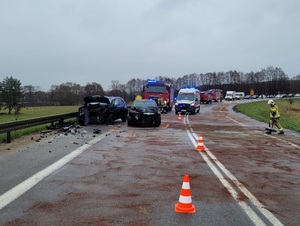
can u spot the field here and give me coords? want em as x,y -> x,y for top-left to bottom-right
0,106 -> 79,143
236,98 -> 300,132
0,106 -> 79,123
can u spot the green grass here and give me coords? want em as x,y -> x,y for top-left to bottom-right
0,106 -> 79,123
0,106 -> 79,143
236,98 -> 300,132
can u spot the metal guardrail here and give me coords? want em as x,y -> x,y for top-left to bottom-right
0,112 -> 78,143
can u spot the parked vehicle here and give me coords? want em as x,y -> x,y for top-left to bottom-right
143,79 -> 174,112
244,95 -> 253,99
200,91 -> 212,104
78,95 -> 128,125
259,94 -> 266,99
225,91 -> 236,101
235,92 -> 245,100
207,89 -> 223,102
175,88 -> 200,114
127,99 -> 161,127
106,96 -> 128,124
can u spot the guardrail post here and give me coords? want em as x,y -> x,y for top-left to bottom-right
7,131 -> 11,143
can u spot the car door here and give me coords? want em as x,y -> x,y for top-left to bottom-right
115,97 -> 126,119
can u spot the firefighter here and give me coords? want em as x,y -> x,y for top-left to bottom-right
158,94 -> 164,106
158,94 -> 166,113
267,99 -> 284,134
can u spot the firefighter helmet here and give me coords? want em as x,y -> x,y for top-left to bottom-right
268,99 -> 275,105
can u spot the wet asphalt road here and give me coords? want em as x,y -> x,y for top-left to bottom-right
0,100 -> 300,226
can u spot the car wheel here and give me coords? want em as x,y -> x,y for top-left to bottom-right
154,120 -> 161,127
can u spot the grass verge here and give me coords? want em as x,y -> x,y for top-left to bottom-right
236,98 -> 300,132
0,106 -> 79,143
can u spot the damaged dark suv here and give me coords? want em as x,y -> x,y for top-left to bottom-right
127,99 -> 161,127
78,95 -> 128,125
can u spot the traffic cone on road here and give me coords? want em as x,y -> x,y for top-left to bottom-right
196,133 -> 205,151
178,113 -> 182,121
175,174 -> 196,213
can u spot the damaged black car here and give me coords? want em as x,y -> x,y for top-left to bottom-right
127,99 -> 161,127
78,95 -> 128,125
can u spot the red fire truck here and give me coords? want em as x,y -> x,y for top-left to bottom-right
143,79 -> 174,112
207,89 -> 223,102
200,91 -> 213,104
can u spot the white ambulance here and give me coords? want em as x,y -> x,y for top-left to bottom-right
175,88 -> 201,114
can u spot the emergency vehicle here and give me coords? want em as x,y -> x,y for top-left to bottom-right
175,88 -> 200,114
207,89 -> 223,102
143,79 -> 174,112
200,91 -> 213,104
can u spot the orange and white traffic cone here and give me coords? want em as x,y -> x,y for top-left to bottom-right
175,174 -> 196,213
196,133 -> 205,151
178,113 -> 182,121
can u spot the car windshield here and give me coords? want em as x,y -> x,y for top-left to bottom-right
133,101 -> 157,108
146,85 -> 165,93
177,93 -> 195,101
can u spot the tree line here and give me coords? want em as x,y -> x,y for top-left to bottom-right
1,66 -> 300,114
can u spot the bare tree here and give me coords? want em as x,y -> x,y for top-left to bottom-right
23,85 -> 41,106
110,80 -> 120,91
50,82 -> 82,105
83,82 -> 104,96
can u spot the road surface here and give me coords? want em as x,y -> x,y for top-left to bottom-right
0,100 -> 299,225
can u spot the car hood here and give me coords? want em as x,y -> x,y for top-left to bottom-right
134,106 -> 159,113
83,95 -> 110,104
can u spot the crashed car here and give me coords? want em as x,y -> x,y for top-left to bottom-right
78,95 -> 128,125
127,99 -> 161,127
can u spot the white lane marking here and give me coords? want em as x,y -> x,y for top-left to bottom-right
185,116 -> 284,226
203,147 -> 284,226
187,132 -> 267,226
0,133 -> 108,210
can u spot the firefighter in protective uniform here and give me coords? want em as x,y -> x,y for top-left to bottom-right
267,99 -> 284,134
158,94 -> 164,106
158,94 -> 166,113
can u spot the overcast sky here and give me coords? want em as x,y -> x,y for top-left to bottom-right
1,0 -> 299,91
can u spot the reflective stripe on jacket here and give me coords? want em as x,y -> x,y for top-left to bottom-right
270,105 -> 280,119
